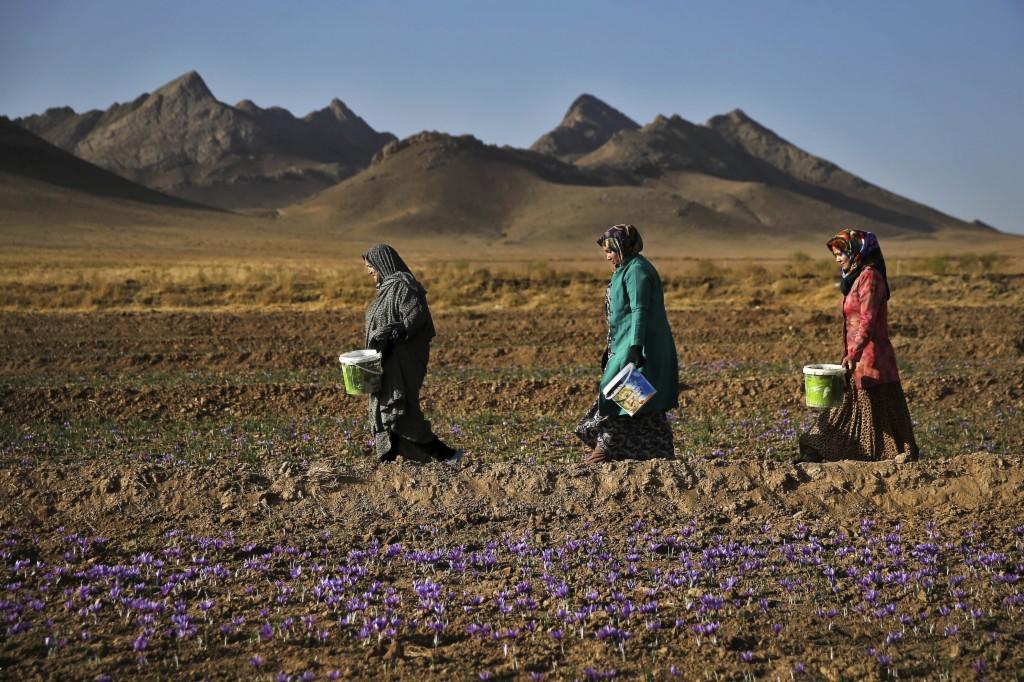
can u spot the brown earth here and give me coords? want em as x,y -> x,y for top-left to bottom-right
1,306 -> 1021,424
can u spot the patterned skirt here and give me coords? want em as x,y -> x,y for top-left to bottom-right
575,401 -> 675,461
799,382 -> 919,461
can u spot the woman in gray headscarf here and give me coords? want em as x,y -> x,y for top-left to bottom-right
362,244 -> 461,465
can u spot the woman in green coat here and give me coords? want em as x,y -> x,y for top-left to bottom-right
576,224 -> 679,463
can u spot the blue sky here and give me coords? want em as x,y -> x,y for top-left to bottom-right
2,0 -> 1022,233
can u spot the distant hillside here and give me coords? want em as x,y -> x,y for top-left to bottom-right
530,95 -> 639,162
288,131 -> 616,238
5,84 -> 1008,256
15,71 -> 395,209
287,98 -> 998,247
0,116 -> 260,259
704,109 -> 980,234
0,116 -> 204,210
576,114 -> 761,180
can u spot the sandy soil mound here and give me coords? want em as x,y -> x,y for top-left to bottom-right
6,455 -> 1021,538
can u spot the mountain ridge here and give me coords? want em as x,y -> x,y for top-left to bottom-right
0,116 -> 209,211
15,71 -> 396,209
289,122 -> 996,247
8,79 -> 1008,240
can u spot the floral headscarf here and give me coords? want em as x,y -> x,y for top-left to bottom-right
597,224 -> 644,264
827,228 -> 889,298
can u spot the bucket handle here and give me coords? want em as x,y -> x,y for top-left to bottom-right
340,358 -> 384,375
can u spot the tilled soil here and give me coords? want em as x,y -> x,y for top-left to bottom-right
1,307 -> 1023,679
1,307 -> 1021,424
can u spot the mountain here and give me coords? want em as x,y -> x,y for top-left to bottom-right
558,100 -> 990,236
704,108 -> 977,233
576,113 -> 761,180
0,116 -> 204,210
7,83 -> 1007,253
530,94 -> 640,162
15,71 -> 396,209
0,116 -> 246,253
289,105 -> 1002,249
287,131 -> 615,238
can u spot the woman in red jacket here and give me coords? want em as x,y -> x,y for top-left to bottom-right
798,229 -> 919,462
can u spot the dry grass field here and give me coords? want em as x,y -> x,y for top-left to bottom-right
2,245 -> 1022,312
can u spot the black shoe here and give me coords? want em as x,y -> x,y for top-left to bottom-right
792,449 -> 822,464
422,436 -> 458,463
379,433 -> 400,463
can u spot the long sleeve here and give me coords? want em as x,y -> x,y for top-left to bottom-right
848,268 -> 885,361
397,284 -> 430,338
626,263 -> 652,348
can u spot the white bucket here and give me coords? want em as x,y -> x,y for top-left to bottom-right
602,362 -> 657,416
802,363 -> 846,409
339,349 -> 383,395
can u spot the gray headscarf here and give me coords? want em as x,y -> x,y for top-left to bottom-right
363,244 -> 432,345
363,244 -> 414,282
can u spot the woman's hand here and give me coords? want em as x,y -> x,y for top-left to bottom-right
841,354 -> 857,375
371,324 -> 406,346
370,324 -> 407,356
626,345 -> 645,368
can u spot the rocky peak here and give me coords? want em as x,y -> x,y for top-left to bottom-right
530,94 -> 640,162
42,105 -> 78,118
234,99 -> 262,113
706,108 -> 841,184
562,94 -> 637,128
372,131 -> 485,166
304,99 -> 361,127
707,108 -> 776,139
327,98 -> 356,121
153,70 -> 215,102
721,108 -> 752,125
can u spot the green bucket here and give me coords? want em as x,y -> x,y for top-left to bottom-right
803,364 -> 846,409
339,350 -> 383,395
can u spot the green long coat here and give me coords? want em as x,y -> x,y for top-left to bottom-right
598,255 -> 679,417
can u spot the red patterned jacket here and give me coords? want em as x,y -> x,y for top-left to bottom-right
843,266 -> 901,389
